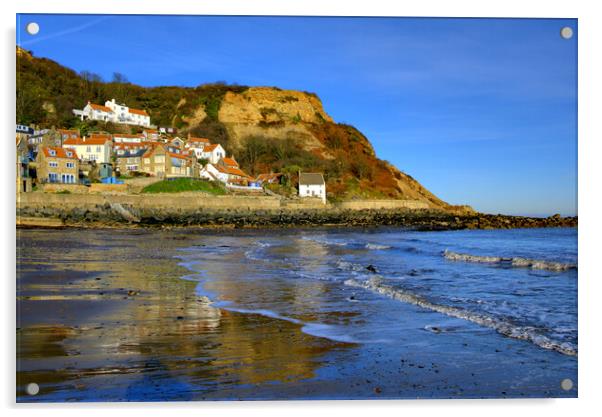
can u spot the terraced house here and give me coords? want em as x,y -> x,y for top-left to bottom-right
36,146 -> 79,184
63,134 -> 113,163
115,148 -> 146,174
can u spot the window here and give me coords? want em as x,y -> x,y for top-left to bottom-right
48,173 -> 58,182
154,155 -> 165,163
49,161 -> 58,168
49,150 -> 56,156
86,146 -> 91,152
66,162 -> 74,168
96,146 -> 101,152
66,151 -> 73,157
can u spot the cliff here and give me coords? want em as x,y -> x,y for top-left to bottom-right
16,47 -> 471,212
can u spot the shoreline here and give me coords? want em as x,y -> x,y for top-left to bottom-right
16,211 -> 578,231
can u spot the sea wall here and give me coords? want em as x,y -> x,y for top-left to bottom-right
17,192 -> 282,211
16,191 -> 577,230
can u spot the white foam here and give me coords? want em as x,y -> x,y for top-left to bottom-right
443,250 -> 576,272
344,276 -> 577,356
365,243 -> 392,250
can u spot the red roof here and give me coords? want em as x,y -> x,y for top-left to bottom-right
221,157 -> 238,167
89,103 -> 113,113
188,137 -> 210,144
129,108 -> 149,117
114,133 -> 144,139
216,164 -> 250,178
168,152 -> 192,160
64,135 -> 111,146
42,146 -> 78,159
257,173 -> 282,182
203,144 -> 219,152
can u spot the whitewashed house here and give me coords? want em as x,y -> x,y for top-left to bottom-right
63,134 -> 113,163
200,164 -> 226,182
113,133 -> 145,143
73,99 -> 151,127
298,172 -> 326,204
200,143 -> 226,164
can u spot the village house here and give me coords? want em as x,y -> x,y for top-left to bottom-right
16,124 -> 34,135
143,129 -> 160,141
256,172 -> 284,185
27,129 -> 60,149
115,148 -> 146,174
63,133 -> 113,163
36,146 -> 79,184
113,133 -> 145,143
200,143 -> 226,164
168,137 -> 185,149
140,143 -> 197,178
16,136 -> 32,192
201,160 -> 251,185
184,136 -> 210,156
113,142 -> 148,156
159,126 -> 177,135
298,172 -> 326,204
73,99 -> 151,127
58,129 -> 80,142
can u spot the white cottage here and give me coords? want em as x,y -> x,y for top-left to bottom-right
298,172 -> 326,204
73,99 -> 151,127
200,144 -> 226,164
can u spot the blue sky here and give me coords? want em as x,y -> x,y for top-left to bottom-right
17,15 -> 577,216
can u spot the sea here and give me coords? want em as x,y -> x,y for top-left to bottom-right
17,226 -> 578,400
178,227 -> 578,357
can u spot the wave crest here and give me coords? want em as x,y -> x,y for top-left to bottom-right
443,250 -> 576,272
344,276 -> 577,356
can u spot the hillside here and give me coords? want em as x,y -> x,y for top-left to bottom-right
16,46 -> 470,211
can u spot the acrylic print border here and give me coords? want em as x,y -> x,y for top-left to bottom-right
4,0 -> 591,414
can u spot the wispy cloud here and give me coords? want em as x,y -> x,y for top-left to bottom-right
19,16 -> 112,46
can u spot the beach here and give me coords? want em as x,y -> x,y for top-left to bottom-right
17,227 -> 577,401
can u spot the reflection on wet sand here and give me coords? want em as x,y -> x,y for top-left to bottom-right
17,229 -> 347,402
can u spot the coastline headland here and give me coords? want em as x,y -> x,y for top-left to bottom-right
16,192 -> 577,230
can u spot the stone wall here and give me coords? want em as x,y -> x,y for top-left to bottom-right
18,193 -> 429,213
18,192 -> 282,211
40,183 -> 89,194
89,183 -> 129,194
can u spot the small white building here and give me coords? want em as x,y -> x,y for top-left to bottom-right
63,134 -> 113,163
200,143 -> 226,164
299,172 -> 326,204
200,163 -> 227,183
113,133 -> 145,143
73,99 -> 151,127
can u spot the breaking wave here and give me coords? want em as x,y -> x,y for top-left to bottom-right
365,243 -> 392,250
443,250 -> 576,272
344,276 -> 577,356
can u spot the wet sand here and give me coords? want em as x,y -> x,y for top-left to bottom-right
17,228 -> 577,402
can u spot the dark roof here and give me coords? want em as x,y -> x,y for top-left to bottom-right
299,172 -> 325,186
116,148 -> 147,158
